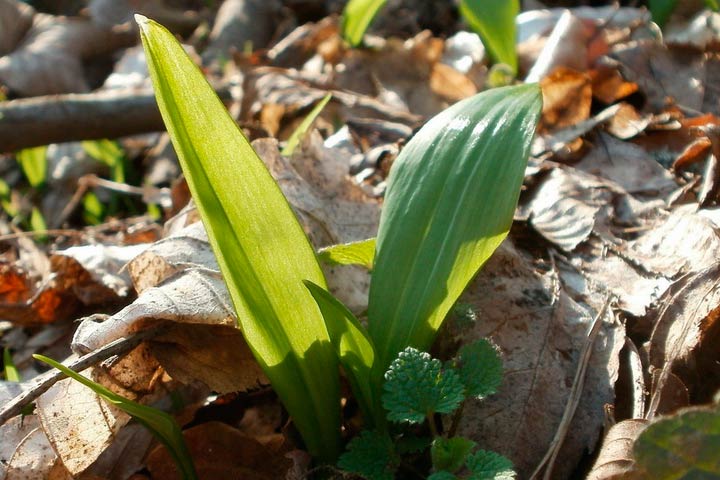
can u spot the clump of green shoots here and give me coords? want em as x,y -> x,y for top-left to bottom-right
338,341 -> 513,480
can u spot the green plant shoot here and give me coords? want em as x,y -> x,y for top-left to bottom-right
341,0 -> 388,46
367,84 -> 541,412
33,354 -> 198,480
317,237 -> 376,269
459,0 -> 519,75
16,145 -> 47,188
3,348 -> 20,382
136,15 -> 341,460
281,93 -> 332,156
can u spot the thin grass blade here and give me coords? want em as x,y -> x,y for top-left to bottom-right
282,94 -> 332,156
342,0 -> 387,47
33,354 -> 198,480
136,16 -> 341,460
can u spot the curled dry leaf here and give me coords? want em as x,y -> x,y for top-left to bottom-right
448,239 -> 624,478
540,67 -> 592,131
586,419 -> 647,480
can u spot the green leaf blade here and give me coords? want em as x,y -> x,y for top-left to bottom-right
16,145 -> 47,188
281,93 -> 332,157
3,348 -> 20,382
459,0 -> 519,74
304,280 -> 377,425
432,437 -> 477,474
382,347 -> 464,424
33,354 -> 197,480
317,237 -> 376,270
368,85 -> 541,383
648,0 -> 679,27
136,16 -> 341,460
341,0 -> 388,47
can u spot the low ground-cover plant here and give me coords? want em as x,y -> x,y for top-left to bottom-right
36,15 -> 539,476
337,342 -> 512,480
136,13 -> 540,465
649,0 -> 718,28
341,0 -> 519,75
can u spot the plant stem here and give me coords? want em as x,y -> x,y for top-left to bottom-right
428,412 -> 439,438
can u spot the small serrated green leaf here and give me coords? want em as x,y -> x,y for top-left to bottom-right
383,347 -> 465,424
428,472 -> 459,480
466,450 -> 515,480
341,0 -> 387,47
454,339 -> 503,399
281,93 -> 332,157
633,403 -> 720,478
33,354 -> 197,480
432,437 -> 477,474
317,238 -> 376,270
338,430 -> 399,480
16,145 -> 47,188
304,280 -> 377,425
3,348 -> 20,382
459,0 -> 518,75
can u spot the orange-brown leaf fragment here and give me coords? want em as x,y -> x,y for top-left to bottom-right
540,67 -> 592,131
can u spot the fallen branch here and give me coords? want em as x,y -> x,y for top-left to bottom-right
0,86 -> 234,152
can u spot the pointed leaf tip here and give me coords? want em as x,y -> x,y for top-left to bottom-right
134,14 -> 150,31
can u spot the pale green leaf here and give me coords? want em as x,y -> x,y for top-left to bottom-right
33,354 -> 197,480
367,84 -> 541,392
16,145 -> 47,188
342,0 -> 387,47
3,348 -> 20,382
304,280 -> 376,425
136,15 -> 341,460
30,207 -> 47,241
82,192 -> 105,225
281,93 -> 332,157
317,238 -> 376,270
82,139 -> 126,183
459,0 -> 519,75
633,404 -> 720,479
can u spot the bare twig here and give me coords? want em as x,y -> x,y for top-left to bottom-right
531,296 -> 614,480
0,323 -> 167,427
0,86 -> 234,152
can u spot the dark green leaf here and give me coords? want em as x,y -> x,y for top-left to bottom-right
466,450 -> 515,480
383,347 -> 465,424
431,437 -> 477,474
428,472 -> 458,480
648,0 -> 679,27
633,404 -> 720,479
453,339 -> 503,399
338,430 -> 399,480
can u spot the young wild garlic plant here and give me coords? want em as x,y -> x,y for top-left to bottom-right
28,15 -> 541,479
135,13 -> 541,469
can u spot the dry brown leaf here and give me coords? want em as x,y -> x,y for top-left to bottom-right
587,419 -> 647,480
0,416 -> 58,480
146,421 -> 293,480
590,65 -> 639,104
429,63 -> 477,102
36,374 -> 130,476
575,133 -> 677,194
606,103 -> 651,140
448,240 -> 624,478
540,67 -> 592,131
0,0 -> 33,55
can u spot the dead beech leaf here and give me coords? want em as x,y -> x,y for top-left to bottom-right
648,264 -> 720,417
81,423 -> 152,480
429,63 -> 477,102
36,374 -> 130,476
587,419 -> 647,480
528,168 -> 613,252
673,136 -> 712,171
576,133 -> 676,194
590,65 -> 638,104
449,240 -> 624,478
0,416 -> 58,480
0,0 -> 33,55
540,67 -> 592,131
606,103 -> 651,140
146,421 -> 293,480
